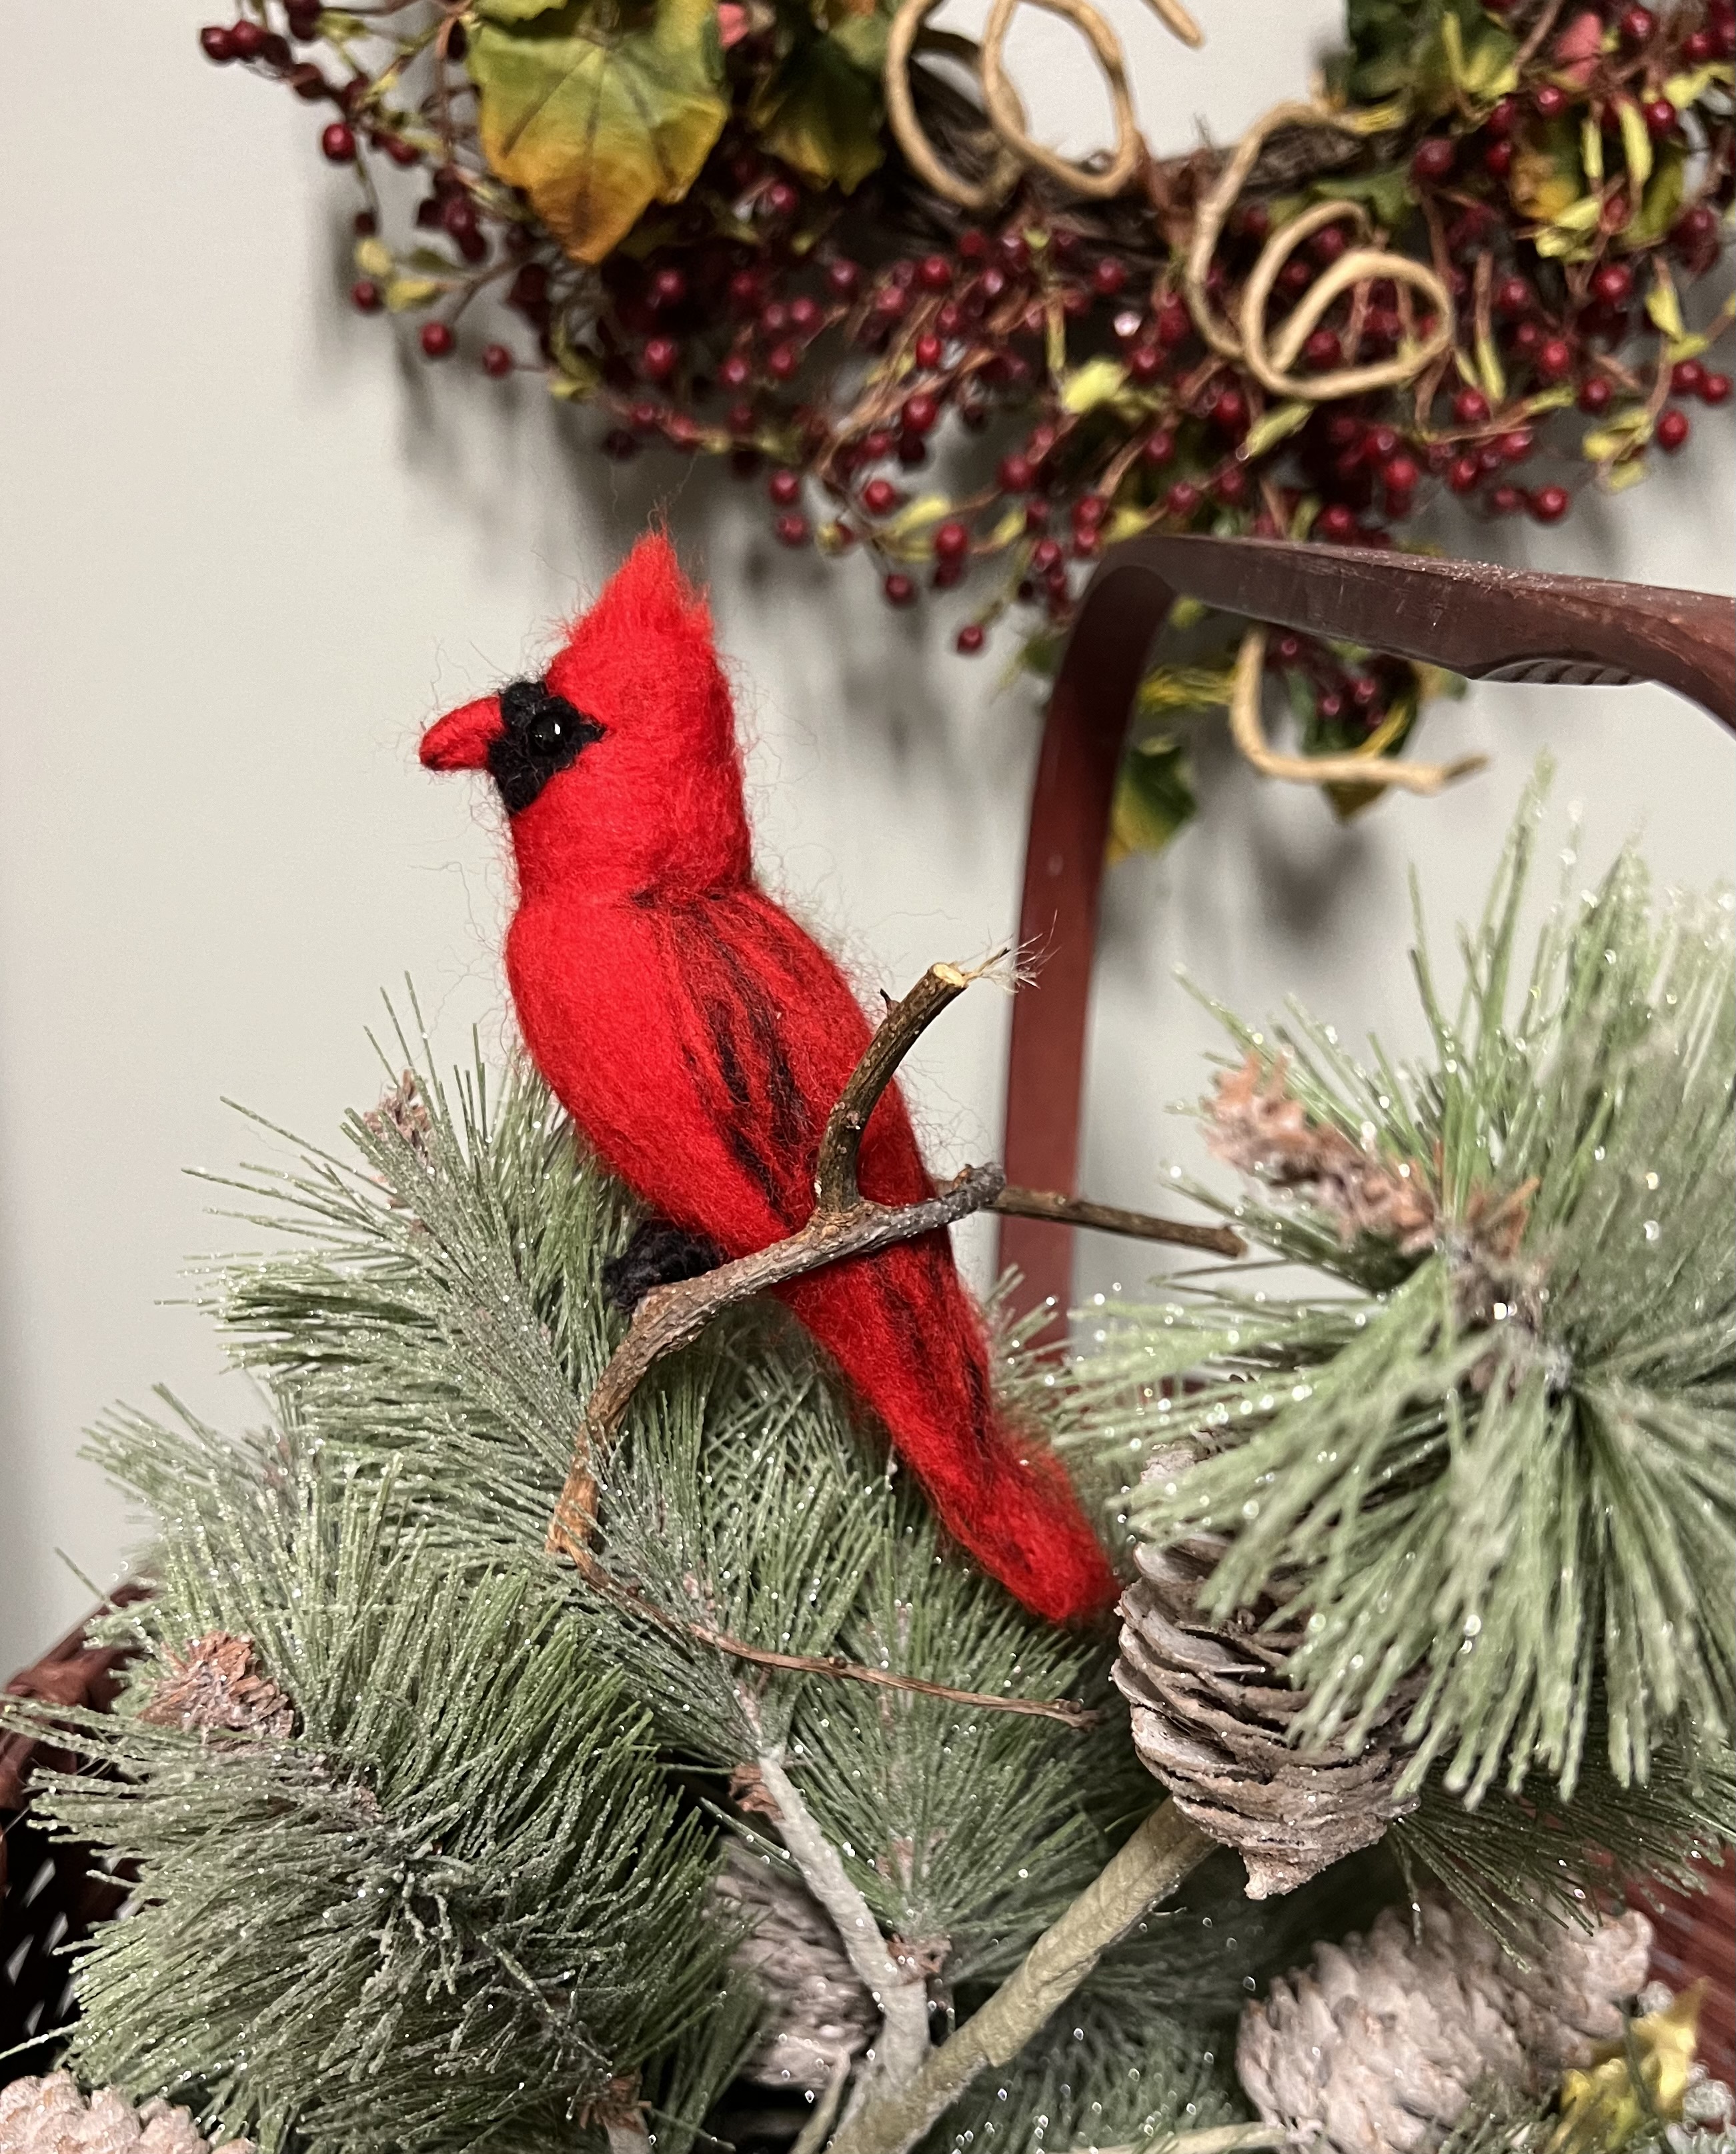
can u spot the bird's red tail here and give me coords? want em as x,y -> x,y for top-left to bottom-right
783,1236 -> 1119,1625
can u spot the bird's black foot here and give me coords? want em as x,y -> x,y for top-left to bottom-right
603,1219 -> 727,1314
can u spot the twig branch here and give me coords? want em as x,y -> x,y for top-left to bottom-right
596,1569 -> 1100,1728
548,962 -> 1238,1562
824,1802 -> 1215,2154
817,962 -> 972,1209
548,1162 -> 1004,1558
754,1752 -> 934,2104
1150,2131 -> 1286,2154
994,1188 -> 1243,1259
792,2056 -> 855,2154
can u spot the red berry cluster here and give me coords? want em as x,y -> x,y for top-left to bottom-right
201,0 -> 1731,703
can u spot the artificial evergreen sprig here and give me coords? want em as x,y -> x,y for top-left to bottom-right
7,1010 -> 1247,2153
1071,774 -> 1736,1805
16,1456 -> 738,2154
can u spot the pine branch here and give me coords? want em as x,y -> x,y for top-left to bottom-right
751,1753 -> 932,2105
590,1566 -> 1100,1729
1067,780 -> 1736,1803
824,1803 -> 1213,2154
550,960 -> 1240,1559
7,1455 -> 734,2154
920,1981 -> 1251,2154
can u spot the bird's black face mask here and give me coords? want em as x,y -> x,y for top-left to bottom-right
487,680 -> 606,815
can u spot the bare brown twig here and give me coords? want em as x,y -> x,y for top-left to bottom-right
992,1187 -> 1242,1258
546,962 -> 1239,1563
593,1570 -> 1101,1729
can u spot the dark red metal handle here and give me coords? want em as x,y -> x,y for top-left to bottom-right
996,536 -> 1736,1316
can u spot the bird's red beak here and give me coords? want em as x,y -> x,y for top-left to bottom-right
419,695 -> 504,772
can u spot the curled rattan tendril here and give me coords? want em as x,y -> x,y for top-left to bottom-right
884,0 -> 1026,211
1229,627 -> 1487,796
1186,101 -> 1456,401
884,0 -> 1200,211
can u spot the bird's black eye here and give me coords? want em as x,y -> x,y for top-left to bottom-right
490,678 -> 604,814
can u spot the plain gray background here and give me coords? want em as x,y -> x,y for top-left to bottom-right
2,0 -> 1732,1677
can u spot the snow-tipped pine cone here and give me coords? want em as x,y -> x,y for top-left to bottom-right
0,2075 -> 253,2154
1236,1894 -> 1655,2153
1113,1531 -> 1421,1898
714,1842 -> 876,2091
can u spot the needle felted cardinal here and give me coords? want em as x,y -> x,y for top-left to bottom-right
420,535 -> 1116,1623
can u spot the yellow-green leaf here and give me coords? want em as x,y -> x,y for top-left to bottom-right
1600,454 -> 1651,492
384,275 -> 442,311
1663,291 -> 1736,363
1521,382 -> 1577,415
1060,357 -> 1128,415
1242,399 -> 1310,458
1615,97 -> 1653,192
1475,321 -> 1507,405
882,492 -> 950,544
1620,141 -> 1685,247
1106,504 -> 1157,543
1511,135 -> 1582,223
470,0 -> 727,266
354,235 -> 393,278
1663,61 -> 1733,106
1645,273 -> 1685,341
1580,114 -> 1604,185
1107,736 -> 1196,862
986,505 -> 1027,550
1582,406 -> 1653,461
750,33 -> 884,191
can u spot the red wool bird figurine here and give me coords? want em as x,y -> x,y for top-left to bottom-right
420,535 -> 1116,1624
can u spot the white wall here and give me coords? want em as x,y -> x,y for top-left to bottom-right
2,0 -> 1731,1677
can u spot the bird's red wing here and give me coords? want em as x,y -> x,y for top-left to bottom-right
506,888 -> 930,1258
712,892 -> 936,1210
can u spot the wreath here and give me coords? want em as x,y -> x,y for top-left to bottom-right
197,0 -> 1733,843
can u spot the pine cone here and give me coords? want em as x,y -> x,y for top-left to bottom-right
1206,1053 -> 1438,1254
1113,1530 -> 1419,1898
0,2075 -> 253,2154
139,1634 -> 294,1741
714,1843 -> 876,2091
1236,1895 -> 1655,2154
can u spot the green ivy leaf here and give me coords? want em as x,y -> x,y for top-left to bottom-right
1441,9 -> 1517,101
1134,662 -> 1236,718
1108,736 -> 1196,861
1307,165 -> 1415,232
470,0 -> 727,265
750,31 -> 885,190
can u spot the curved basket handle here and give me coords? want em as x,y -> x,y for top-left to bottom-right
997,533 -> 1736,1317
